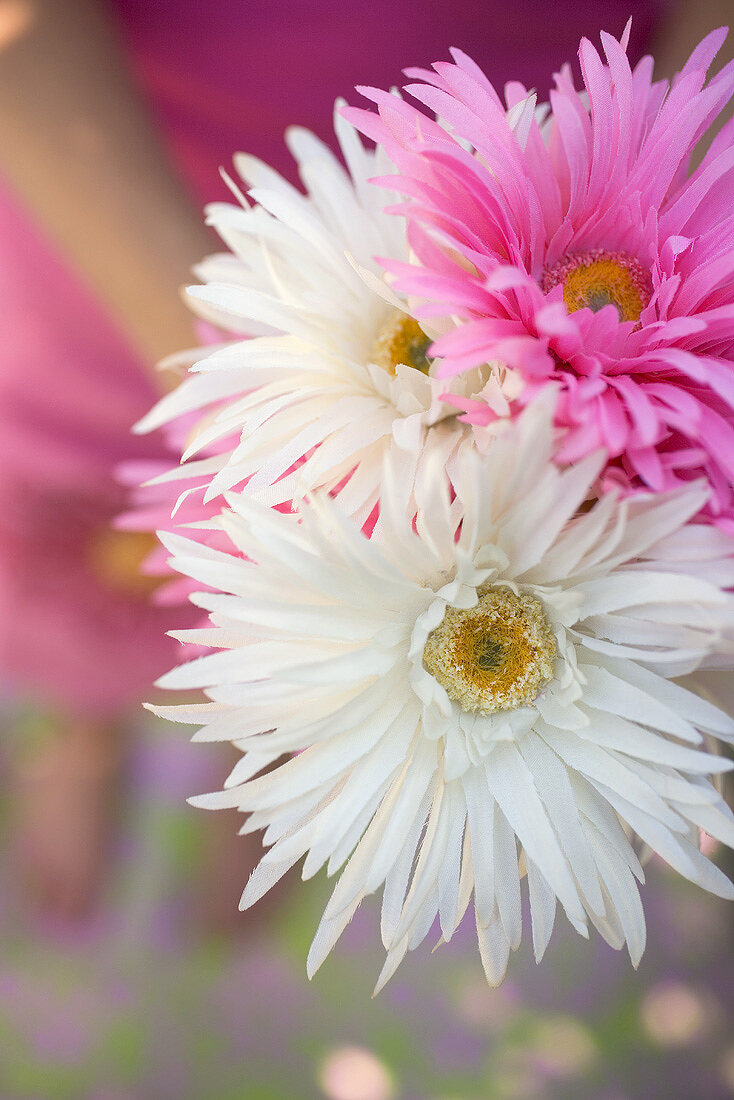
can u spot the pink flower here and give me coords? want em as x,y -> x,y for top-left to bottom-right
345,26 -> 734,529
118,326 -> 246,623
116,415 -> 233,612
0,177 -> 196,719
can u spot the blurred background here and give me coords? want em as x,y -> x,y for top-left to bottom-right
0,1 -> 732,1097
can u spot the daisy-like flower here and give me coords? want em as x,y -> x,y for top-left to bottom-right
134,106 -> 504,526
151,401 -> 734,989
345,26 -> 734,529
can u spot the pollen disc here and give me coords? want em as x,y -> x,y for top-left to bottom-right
423,587 -> 556,714
372,311 -> 432,374
542,249 -> 652,323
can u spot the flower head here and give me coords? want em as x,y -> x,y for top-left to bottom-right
135,106 -> 502,526
345,26 -> 734,529
152,402 -> 734,988
0,178 -> 196,718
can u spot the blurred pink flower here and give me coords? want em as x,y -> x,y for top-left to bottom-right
0,178 -> 194,719
116,411 -> 235,612
117,324 -> 257,614
346,26 -> 734,529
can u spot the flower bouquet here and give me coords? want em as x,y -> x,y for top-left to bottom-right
136,24 -> 734,990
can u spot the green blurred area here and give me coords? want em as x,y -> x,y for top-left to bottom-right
0,721 -> 731,1100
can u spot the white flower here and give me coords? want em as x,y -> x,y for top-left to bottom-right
152,402 -> 734,989
134,104 -> 504,525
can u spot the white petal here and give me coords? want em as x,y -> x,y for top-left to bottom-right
519,733 -> 605,915
493,805 -> 522,949
476,906 -> 511,987
307,894 -> 363,978
526,859 -> 557,963
484,742 -> 585,924
462,766 -> 496,927
585,826 -> 646,966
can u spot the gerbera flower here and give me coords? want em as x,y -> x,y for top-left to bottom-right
135,106 -> 503,526
345,26 -> 734,529
151,401 -> 734,988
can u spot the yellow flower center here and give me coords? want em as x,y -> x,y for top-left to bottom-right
87,528 -> 161,597
422,587 -> 556,714
372,311 -> 432,375
542,249 -> 652,324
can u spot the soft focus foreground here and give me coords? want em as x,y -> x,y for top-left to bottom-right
0,716 -> 731,1099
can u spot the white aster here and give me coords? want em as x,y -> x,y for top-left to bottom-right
152,401 -> 734,989
134,103 -> 506,525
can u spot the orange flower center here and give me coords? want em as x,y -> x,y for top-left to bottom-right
542,249 -> 652,324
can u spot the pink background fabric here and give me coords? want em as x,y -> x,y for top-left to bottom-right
107,0 -> 667,204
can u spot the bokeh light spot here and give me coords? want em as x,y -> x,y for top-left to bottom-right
0,0 -> 35,50
720,1045 -> 734,1091
319,1045 -> 395,1100
456,975 -> 517,1032
641,982 -> 706,1046
529,1016 -> 597,1077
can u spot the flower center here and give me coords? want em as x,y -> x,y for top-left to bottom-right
542,249 -> 652,323
87,528 -> 161,596
372,311 -> 432,374
422,587 -> 556,714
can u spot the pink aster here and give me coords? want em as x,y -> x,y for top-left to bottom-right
345,25 -> 734,529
